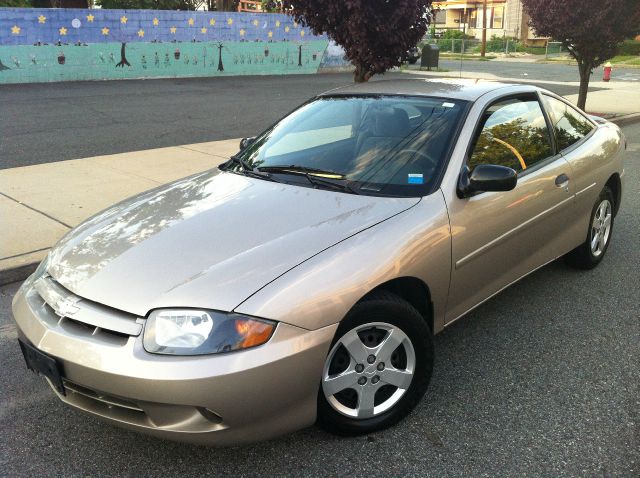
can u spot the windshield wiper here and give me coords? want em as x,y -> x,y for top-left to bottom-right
257,165 -> 360,195
221,155 -> 282,183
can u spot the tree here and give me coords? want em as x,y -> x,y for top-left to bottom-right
97,0 -> 206,9
521,0 -> 640,110
288,0 -> 434,82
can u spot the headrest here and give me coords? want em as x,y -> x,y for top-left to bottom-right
373,107 -> 410,137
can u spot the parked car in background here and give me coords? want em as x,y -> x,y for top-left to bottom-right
406,46 -> 421,64
13,79 -> 625,446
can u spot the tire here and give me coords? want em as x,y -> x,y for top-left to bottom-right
564,186 -> 615,270
317,291 -> 433,436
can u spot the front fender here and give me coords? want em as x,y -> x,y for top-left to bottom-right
234,192 -> 452,333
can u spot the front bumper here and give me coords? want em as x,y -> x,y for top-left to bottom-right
11,280 -> 337,446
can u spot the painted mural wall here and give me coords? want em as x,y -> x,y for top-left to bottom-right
0,8 -> 350,84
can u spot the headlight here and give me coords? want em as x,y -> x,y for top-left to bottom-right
143,309 -> 276,356
25,252 -> 50,287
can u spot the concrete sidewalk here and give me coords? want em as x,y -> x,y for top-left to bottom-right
403,69 -> 640,117
0,139 -> 238,284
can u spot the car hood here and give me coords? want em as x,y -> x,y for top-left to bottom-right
48,170 -> 419,317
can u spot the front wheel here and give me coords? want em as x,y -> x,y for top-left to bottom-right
317,291 -> 433,436
564,186 -> 614,269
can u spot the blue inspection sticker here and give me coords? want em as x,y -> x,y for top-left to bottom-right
408,173 -> 424,184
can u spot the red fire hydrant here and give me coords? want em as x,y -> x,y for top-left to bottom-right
603,62 -> 612,82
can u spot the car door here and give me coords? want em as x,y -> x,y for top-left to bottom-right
540,94 -> 603,253
444,93 -> 575,324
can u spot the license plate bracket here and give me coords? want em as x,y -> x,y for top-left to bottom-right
18,339 -> 66,395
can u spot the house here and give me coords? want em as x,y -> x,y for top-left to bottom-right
432,0 -> 546,46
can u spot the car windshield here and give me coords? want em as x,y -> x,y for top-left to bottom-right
231,95 -> 467,197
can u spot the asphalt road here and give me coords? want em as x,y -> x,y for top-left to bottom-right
419,59 -> 640,84
0,63 -> 620,169
0,123 -> 638,477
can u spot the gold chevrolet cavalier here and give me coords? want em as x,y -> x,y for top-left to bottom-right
12,79 -> 626,445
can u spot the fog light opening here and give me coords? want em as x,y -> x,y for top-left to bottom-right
197,407 -> 223,424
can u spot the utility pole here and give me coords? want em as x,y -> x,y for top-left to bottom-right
480,0 -> 488,57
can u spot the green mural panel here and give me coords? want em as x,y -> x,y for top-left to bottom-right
0,40 -> 328,84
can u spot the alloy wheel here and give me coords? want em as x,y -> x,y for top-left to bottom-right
590,199 -> 612,257
321,322 -> 416,419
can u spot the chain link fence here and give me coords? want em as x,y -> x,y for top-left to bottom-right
424,38 -> 564,59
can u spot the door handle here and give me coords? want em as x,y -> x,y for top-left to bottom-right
555,173 -> 570,192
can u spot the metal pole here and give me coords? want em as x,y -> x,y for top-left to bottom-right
481,0 -> 487,57
545,40 -> 549,59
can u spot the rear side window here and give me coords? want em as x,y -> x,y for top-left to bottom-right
468,96 -> 553,173
543,95 -> 595,151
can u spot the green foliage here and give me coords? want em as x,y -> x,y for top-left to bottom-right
440,29 -> 473,40
617,40 -> 640,56
96,0 -> 204,9
0,0 -> 34,6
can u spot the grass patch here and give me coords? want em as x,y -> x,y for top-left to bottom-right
610,55 -> 640,65
439,54 -> 497,61
419,67 -> 450,72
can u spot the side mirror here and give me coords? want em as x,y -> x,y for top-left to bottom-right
239,137 -> 256,150
457,164 -> 517,198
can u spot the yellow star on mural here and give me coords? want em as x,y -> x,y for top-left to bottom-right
188,18 -> 194,26
252,19 -> 259,26
120,16 -> 127,24
227,18 -> 233,25
153,18 -> 159,26
170,26 -> 177,34
275,20 -> 280,27
284,26 -> 290,32
86,14 -> 94,23
300,30 -> 305,37
200,27 -> 207,34
137,29 -> 144,38
239,28 -> 245,36
268,31 -> 273,38
209,18 -> 215,26
11,25 -> 20,35
38,15 -> 46,24
101,27 -> 109,35
59,27 -> 67,35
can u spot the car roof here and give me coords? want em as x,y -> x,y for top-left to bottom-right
318,78 -> 533,102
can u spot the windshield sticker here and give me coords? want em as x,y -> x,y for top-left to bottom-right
408,174 -> 424,184
442,102 -> 455,108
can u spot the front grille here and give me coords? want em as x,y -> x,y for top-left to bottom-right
30,274 -> 142,344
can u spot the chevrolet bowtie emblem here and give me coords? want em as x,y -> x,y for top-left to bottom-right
53,297 -> 80,317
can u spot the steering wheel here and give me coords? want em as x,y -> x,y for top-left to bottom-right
397,149 -> 440,172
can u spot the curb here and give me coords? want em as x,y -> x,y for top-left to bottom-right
609,112 -> 640,126
0,262 -> 37,287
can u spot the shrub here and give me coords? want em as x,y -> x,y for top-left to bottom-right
440,29 -> 473,40
617,40 -> 640,55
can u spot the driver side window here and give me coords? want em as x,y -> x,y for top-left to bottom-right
468,96 -> 553,173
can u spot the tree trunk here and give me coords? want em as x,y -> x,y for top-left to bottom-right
577,60 -> 591,111
354,65 -> 371,83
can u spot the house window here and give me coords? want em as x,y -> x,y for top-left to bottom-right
434,10 -> 447,24
468,9 -> 477,28
492,6 -> 504,29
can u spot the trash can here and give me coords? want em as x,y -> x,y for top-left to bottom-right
420,44 -> 439,70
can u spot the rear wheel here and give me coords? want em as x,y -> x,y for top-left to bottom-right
317,291 -> 433,436
564,186 -> 614,269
